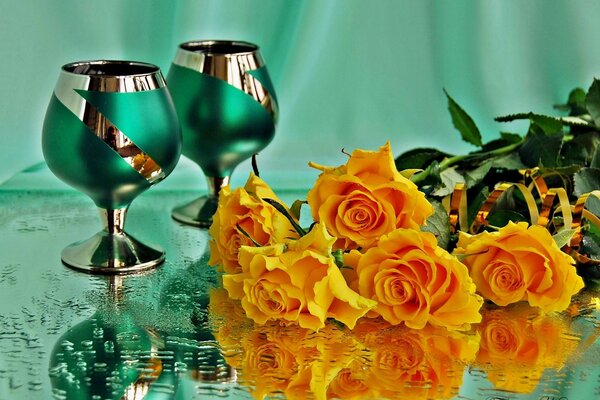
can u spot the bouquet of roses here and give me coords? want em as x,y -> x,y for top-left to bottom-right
208,138 -> 584,332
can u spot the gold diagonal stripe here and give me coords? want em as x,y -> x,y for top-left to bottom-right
243,72 -> 278,122
80,101 -> 166,184
55,89 -> 165,184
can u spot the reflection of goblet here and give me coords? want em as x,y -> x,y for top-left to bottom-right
168,40 -> 278,227
42,60 -> 182,274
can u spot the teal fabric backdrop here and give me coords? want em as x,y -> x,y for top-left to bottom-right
2,0 -> 600,188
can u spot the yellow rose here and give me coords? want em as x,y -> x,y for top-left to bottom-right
349,229 -> 483,330
455,222 -> 585,312
222,223 -> 376,330
307,142 -> 433,250
208,172 -> 298,273
475,306 -> 579,393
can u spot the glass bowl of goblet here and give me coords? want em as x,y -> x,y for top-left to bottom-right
42,60 -> 182,274
168,40 -> 278,227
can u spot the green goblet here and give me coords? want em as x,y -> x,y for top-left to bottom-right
42,60 -> 182,274
168,40 -> 278,227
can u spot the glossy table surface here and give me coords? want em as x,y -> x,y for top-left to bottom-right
2,167 -> 600,400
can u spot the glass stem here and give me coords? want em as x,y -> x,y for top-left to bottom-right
206,176 -> 230,198
99,207 -> 128,235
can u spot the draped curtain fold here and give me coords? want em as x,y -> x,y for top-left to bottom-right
1,0 -> 600,187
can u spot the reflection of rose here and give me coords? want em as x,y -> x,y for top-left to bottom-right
239,326 -> 306,399
208,288 -> 251,364
307,142 -> 433,250
455,222 -> 584,312
208,173 -> 298,273
209,297 -> 481,400
475,307 -> 579,394
223,223 -> 376,331
348,229 -> 483,330
353,319 -> 480,400
327,367 -> 371,400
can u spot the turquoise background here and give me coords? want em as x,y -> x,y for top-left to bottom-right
2,0 -> 600,188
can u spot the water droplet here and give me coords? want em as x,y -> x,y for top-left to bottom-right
104,340 -> 115,353
92,327 -> 103,339
174,361 -> 187,373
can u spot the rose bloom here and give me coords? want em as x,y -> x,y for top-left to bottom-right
475,307 -> 579,393
307,142 -> 433,250
222,223 -> 376,331
348,228 -> 483,330
454,222 -> 585,312
208,173 -> 298,274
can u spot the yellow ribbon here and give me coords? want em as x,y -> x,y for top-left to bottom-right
446,169 -> 600,266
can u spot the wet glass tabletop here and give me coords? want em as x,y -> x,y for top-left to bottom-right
1,173 -> 600,400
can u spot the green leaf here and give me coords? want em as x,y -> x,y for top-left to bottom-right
586,79 -> 600,126
536,165 -> 579,191
490,185 -> 516,213
494,113 -> 533,123
464,162 -> 493,189
518,129 -> 563,167
580,224 -> 600,262
501,132 -> 523,141
395,147 -> 451,171
421,200 -> 451,249
569,87 -> 587,104
433,167 -> 465,197
591,146 -> 600,169
574,168 -> 600,197
495,112 -> 592,129
467,185 -> 490,228
464,153 -> 526,189
561,131 -> 600,167
491,152 -> 527,170
566,87 -> 587,116
289,200 -> 306,221
587,194 -> 600,219
530,114 -> 563,135
553,228 -> 579,248
485,210 -> 528,228
444,90 -> 482,147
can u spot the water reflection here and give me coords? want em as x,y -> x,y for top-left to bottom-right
48,277 -> 161,400
48,261 -> 234,400
209,288 -> 592,400
48,271 -> 597,399
474,306 -> 580,394
209,288 -> 480,400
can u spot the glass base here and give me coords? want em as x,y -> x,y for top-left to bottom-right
171,195 -> 218,228
61,231 -> 165,274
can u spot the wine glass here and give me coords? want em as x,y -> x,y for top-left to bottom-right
42,60 -> 182,274
168,40 -> 278,227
